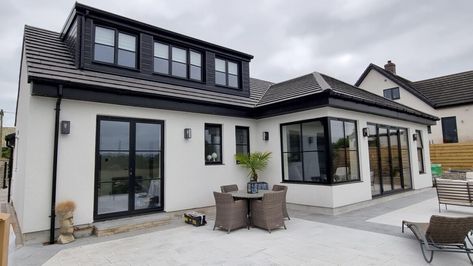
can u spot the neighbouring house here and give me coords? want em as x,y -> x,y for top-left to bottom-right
13,3 -> 437,241
356,61 -> 473,144
1,127 -> 15,148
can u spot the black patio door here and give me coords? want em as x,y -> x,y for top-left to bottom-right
94,116 -> 164,220
368,124 -> 411,196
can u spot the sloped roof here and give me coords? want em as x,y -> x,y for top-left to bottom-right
356,63 -> 473,108
355,64 -> 435,107
412,70 -> 473,107
23,25 -> 436,121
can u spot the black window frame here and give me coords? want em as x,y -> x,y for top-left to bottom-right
383,87 -> 400,100
441,116 -> 458,143
235,126 -> 250,163
152,41 -> 204,83
204,123 -> 223,165
367,123 -> 412,195
280,117 -> 360,185
416,130 -> 425,174
93,25 -> 138,70
215,57 -> 240,89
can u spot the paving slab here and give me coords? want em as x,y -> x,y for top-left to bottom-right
41,218 -> 470,266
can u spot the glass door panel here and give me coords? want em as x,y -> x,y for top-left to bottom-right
97,120 -> 130,215
368,125 -> 381,196
379,127 -> 392,192
390,129 -> 402,190
96,118 -> 164,219
134,123 -> 162,210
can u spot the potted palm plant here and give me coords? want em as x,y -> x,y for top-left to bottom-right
235,151 -> 272,193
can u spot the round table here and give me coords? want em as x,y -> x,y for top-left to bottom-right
229,190 -> 273,223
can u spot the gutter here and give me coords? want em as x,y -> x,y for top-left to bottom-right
49,84 -> 63,244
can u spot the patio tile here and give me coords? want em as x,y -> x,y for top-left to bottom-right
40,218 -> 471,266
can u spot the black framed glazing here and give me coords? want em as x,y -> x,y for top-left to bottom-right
94,116 -> 165,221
416,130 -> 425,174
383,87 -> 400,100
153,41 -> 203,82
215,57 -> 240,89
279,117 -> 360,185
367,122 -> 412,197
441,116 -> 458,143
93,25 -> 138,69
204,123 -> 223,165
235,126 -> 250,159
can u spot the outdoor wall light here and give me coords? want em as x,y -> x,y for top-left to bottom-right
362,127 -> 369,137
263,131 -> 269,141
60,121 -> 70,135
184,128 -> 192,139
413,133 -> 418,141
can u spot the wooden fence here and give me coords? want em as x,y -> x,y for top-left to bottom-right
430,143 -> 473,170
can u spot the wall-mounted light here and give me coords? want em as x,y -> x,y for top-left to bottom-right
61,121 -> 70,135
362,127 -> 369,137
413,133 -> 418,141
427,126 -> 432,134
184,128 -> 192,139
263,131 -> 269,141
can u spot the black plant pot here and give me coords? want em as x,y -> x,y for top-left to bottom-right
247,181 -> 258,194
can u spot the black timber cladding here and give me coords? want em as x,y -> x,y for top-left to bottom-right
73,2 -> 251,97
23,6 -> 438,125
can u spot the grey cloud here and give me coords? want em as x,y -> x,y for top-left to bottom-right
1,0 -> 473,127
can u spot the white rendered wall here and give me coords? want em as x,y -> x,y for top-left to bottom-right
357,69 -> 473,144
15,92 -> 432,233
18,98 -> 257,233
433,105 -> 473,143
254,107 -> 432,208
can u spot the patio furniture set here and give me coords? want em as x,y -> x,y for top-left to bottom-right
402,178 -> 473,263
213,184 -> 289,233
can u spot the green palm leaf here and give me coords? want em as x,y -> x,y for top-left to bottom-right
235,152 -> 272,181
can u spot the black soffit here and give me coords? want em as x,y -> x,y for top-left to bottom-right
31,79 -> 437,125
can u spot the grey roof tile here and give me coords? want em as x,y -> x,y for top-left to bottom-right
23,25 -> 436,121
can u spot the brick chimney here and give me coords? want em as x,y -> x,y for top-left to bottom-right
384,60 -> 396,74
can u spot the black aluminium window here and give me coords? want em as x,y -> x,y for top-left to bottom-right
153,42 -> 202,81
205,124 -> 222,164
215,58 -> 239,88
383,87 -> 400,100
235,126 -> 250,156
280,117 -> 360,185
441,116 -> 458,143
94,26 -> 137,68
416,130 -> 425,174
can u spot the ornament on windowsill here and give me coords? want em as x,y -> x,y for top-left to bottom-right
207,155 -> 212,161
211,152 -> 218,162
56,200 -> 76,244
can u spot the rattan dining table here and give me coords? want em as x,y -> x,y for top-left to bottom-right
229,190 -> 273,220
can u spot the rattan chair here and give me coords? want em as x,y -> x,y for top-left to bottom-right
213,192 -> 248,233
220,184 -> 239,193
251,191 -> 286,233
402,215 -> 473,263
272,185 -> 290,220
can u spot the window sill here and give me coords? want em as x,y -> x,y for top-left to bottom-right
92,60 -> 140,72
152,72 -> 205,84
281,180 -> 363,186
215,84 -> 242,91
205,162 -> 224,166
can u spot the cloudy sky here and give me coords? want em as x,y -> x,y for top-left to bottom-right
1,0 -> 473,126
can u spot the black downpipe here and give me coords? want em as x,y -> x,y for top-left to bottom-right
6,141 -> 14,203
49,85 -> 63,244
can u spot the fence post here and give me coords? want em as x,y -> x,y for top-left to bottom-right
0,213 -> 10,266
2,162 -> 6,189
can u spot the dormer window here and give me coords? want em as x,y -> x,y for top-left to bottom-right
215,58 -> 239,88
153,42 -> 202,81
94,26 -> 136,68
